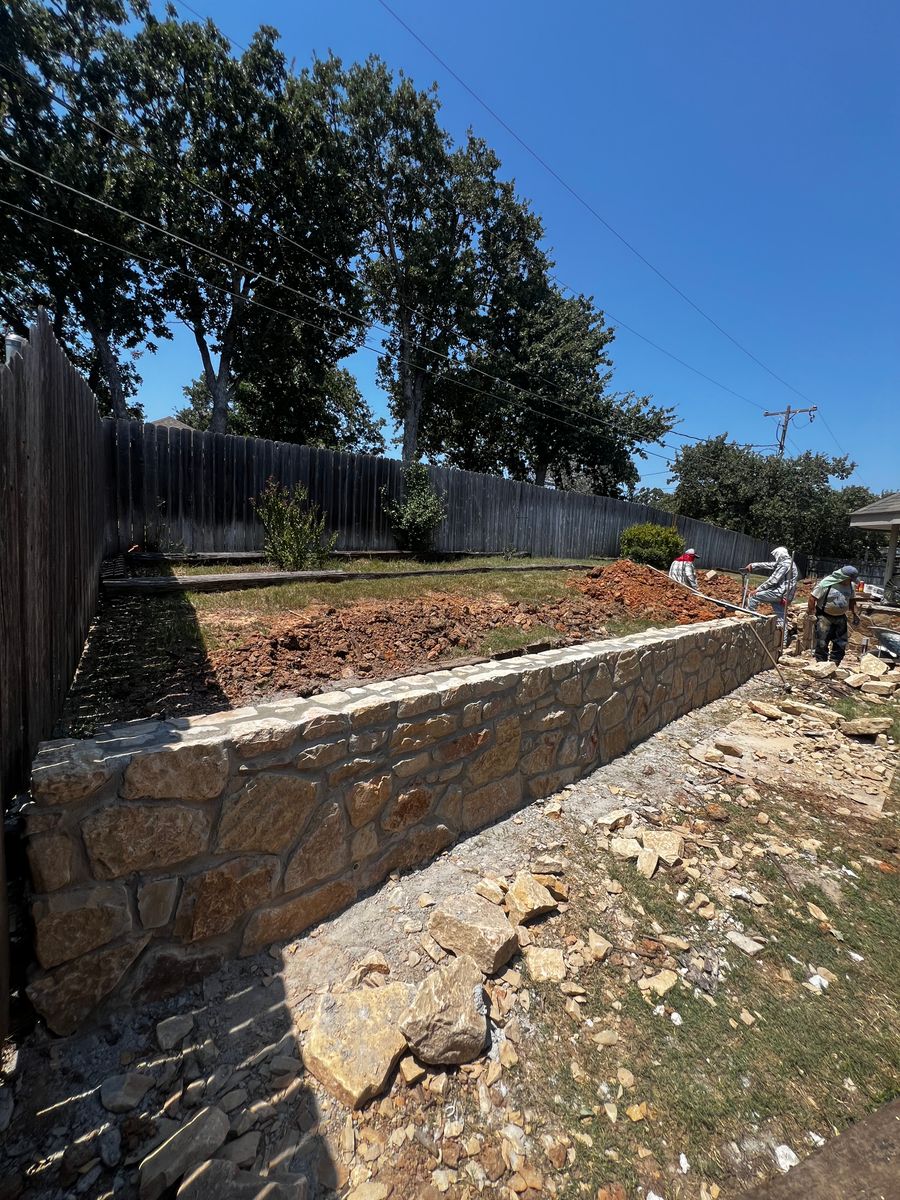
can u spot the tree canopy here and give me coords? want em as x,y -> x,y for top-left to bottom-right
667,437 -> 886,560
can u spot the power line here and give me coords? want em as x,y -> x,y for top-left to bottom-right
2,150 -> 687,455
374,0 -> 825,409
0,196 -> 681,463
0,62 -> 734,441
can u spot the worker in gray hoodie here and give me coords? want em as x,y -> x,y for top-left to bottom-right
741,546 -> 799,627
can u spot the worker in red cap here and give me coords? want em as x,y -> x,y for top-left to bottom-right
669,547 -> 698,590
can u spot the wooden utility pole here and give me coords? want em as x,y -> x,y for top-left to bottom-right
763,404 -> 817,456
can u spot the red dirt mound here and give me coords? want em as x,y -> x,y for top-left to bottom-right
569,559 -> 725,624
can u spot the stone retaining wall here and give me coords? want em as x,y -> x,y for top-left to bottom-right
24,617 -> 779,1033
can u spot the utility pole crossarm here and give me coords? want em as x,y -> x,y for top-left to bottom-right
763,405 -> 817,456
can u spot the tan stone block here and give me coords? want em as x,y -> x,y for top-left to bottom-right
27,832 -> 74,892
584,662 -> 613,702
27,935 -> 149,1035
122,742 -> 229,802
294,707 -> 350,740
613,652 -> 640,687
350,824 -> 379,863
600,691 -> 628,728
216,773 -> 318,854
346,774 -> 391,828
345,696 -> 396,730
557,674 -> 582,706
303,982 -> 414,1108
230,719 -> 296,758
393,753 -> 432,779
328,756 -> 378,785
294,739 -> 348,769
427,894 -> 518,974
578,703 -> 599,734
348,730 -> 386,754
397,691 -> 440,718
31,741 -> 117,805
525,708 -> 570,732
462,775 -> 522,832
360,824 -> 455,889
284,802 -> 349,890
467,717 -> 521,787
434,728 -> 490,764
557,735 -> 579,767
138,878 -> 180,929
125,941 -> 225,1004
525,768 -> 578,799
84,804 -> 211,879
515,668 -> 550,705
241,879 -> 357,954
33,884 -> 132,969
381,785 -> 435,834
520,734 -> 562,776
389,714 -> 458,754
174,856 -> 278,942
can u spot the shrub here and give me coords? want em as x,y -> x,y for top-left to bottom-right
619,522 -> 684,570
252,478 -> 337,570
383,462 -> 447,558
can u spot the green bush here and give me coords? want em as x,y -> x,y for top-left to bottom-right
619,522 -> 684,570
383,462 -> 447,558
252,478 -> 337,570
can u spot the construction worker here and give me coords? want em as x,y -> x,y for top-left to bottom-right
741,546 -> 799,627
669,548 -> 698,590
807,565 -> 861,664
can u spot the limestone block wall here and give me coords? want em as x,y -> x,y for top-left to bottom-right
24,617 -> 779,1033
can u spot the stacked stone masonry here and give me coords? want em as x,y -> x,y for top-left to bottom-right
25,616 -> 780,1033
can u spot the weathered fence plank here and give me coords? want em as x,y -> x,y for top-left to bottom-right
100,421 -> 773,569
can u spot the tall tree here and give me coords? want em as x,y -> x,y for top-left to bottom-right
424,280 -> 673,494
343,59 -> 510,461
128,21 -> 366,433
0,0 -> 168,415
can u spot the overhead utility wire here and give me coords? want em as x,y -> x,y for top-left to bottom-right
132,2 -> 849,463
3,151 -> 684,456
0,197 -> 681,464
375,1 -> 823,407
0,64 -> 714,444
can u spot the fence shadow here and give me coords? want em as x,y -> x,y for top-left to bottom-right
58,565 -> 230,738
2,961 -> 333,1197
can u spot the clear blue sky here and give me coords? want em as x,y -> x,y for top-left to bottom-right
139,0 -> 900,493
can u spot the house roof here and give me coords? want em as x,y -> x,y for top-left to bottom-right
849,491 -> 900,530
150,416 -> 193,431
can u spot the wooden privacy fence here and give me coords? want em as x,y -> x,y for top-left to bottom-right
103,419 -> 774,569
0,312 -> 107,1034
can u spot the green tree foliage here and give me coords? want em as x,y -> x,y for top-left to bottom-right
631,486 -> 678,512
252,478 -> 337,569
177,367 -> 385,455
0,0 -> 168,415
383,462 -> 447,558
669,437 -> 885,559
619,522 -> 684,570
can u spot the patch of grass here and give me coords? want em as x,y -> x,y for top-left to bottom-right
139,554 -> 607,577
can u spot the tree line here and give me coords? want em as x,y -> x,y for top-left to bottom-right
635,436 -> 886,562
0,0 -> 673,495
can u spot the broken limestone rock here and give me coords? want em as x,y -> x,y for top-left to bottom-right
427,894 -> 518,975
522,945 -> 566,983
726,930 -> 766,957
157,1013 -> 195,1050
749,700 -> 784,720
139,1105 -> 230,1200
840,716 -> 894,738
610,837 -> 642,860
641,829 -> 684,865
100,1071 -> 154,1113
860,680 -> 896,696
302,981 -> 414,1108
587,930 -> 613,962
504,872 -> 557,925
400,954 -> 487,1065
859,653 -> 889,677
637,848 -> 659,879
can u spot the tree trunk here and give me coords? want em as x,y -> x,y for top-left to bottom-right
402,367 -> 425,463
193,324 -> 232,435
534,461 -> 548,487
84,317 -> 127,418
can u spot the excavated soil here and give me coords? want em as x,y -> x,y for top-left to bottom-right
64,561 -> 738,731
569,559 -> 724,623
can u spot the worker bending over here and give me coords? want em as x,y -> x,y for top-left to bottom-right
741,546 -> 798,627
669,547 -> 698,590
808,565 -> 860,664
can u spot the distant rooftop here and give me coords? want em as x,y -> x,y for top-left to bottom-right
849,491 -> 900,529
149,416 -> 193,431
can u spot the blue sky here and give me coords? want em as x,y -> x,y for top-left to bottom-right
139,0 -> 900,493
